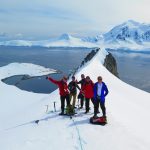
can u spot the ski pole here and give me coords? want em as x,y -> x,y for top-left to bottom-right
77,98 -> 80,110
45,105 -> 49,113
54,101 -> 56,112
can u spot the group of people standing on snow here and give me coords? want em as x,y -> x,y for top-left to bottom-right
46,74 -> 109,119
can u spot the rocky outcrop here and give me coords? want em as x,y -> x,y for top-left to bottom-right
104,52 -> 119,77
80,48 -> 99,67
68,48 -> 100,77
69,48 -> 119,78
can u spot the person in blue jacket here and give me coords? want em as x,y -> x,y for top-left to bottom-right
93,76 -> 109,118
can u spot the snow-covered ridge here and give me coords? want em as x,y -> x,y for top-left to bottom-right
0,48 -> 150,150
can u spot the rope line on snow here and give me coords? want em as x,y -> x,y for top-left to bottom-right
70,117 -> 84,150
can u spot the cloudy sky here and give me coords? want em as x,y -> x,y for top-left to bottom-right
0,0 -> 150,39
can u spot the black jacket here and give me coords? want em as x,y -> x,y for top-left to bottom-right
77,78 -> 86,89
68,81 -> 80,94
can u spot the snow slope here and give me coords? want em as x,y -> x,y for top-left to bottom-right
0,49 -> 150,150
0,63 -> 57,131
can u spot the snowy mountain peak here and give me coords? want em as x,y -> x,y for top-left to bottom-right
59,33 -> 73,40
82,35 -> 103,43
122,20 -> 141,28
104,20 -> 150,44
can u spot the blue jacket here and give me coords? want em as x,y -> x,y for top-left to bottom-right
94,82 -> 109,102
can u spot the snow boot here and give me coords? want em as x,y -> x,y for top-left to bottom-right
92,115 -> 98,119
85,110 -> 89,114
59,112 -> 65,115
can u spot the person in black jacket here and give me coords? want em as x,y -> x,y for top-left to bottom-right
77,74 -> 86,109
68,76 -> 80,108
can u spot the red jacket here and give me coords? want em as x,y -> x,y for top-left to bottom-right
48,77 -> 69,96
82,80 -> 94,98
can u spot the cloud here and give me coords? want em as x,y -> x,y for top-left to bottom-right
0,0 -> 149,38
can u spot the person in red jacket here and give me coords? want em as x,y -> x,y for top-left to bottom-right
46,76 -> 70,115
82,76 -> 94,113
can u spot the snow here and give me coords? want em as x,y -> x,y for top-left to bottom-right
1,20 -> 150,51
123,20 -> 141,28
103,20 -> 150,51
0,48 -> 150,150
0,63 -> 58,79
0,40 -> 33,47
0,34 -> 98,48
58,33 -> 73,40
44,34 -> 98,48
104,40 -> 150,51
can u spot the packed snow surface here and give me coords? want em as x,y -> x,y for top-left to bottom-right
0,48 -> 150,150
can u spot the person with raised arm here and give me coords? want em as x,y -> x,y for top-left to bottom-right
46,76 -> 70,115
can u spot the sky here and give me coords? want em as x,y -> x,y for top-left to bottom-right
0,0 -> 150,39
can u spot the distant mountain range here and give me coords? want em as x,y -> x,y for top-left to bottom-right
104,20 -> 150,43
103,20 -> 150,50
0,33 -> 98,48
0,20 -> 150,50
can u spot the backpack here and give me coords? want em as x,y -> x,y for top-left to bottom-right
90,116 -> 107,125
65,105 -> 75,116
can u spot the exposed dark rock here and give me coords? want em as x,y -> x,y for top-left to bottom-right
104,52 -> 119,77
68,48 -> 119,78
68,48 -> 100,78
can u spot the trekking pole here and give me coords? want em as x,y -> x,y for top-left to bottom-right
77,98 -> 80,110
54,101 -> 56,112
45,105 -> 49,113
